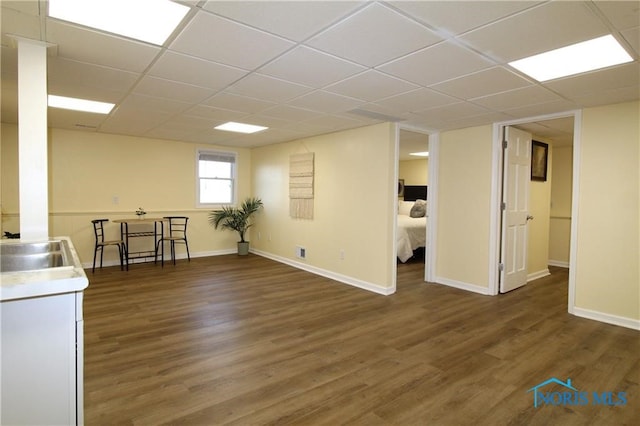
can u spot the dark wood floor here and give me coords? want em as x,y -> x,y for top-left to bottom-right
84,255 -> 639,425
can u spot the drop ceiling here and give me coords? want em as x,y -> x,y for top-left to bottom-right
1,1 -> 638,148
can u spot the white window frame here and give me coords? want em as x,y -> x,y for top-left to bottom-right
196,149 -> 237,208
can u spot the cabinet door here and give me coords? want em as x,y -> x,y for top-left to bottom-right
1,294 -> 76,425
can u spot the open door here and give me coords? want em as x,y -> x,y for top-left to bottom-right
500,126 -> 532,293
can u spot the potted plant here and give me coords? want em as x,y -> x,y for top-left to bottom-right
209,197 -> 263,255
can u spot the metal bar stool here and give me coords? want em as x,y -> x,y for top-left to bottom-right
91,219 -> 126,272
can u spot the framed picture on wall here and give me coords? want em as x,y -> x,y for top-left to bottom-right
531,140 -> 548,181
398,179 -> 405,197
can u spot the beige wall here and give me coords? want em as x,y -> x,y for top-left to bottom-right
549,145 -> 573,266
251,123 -> 397,292
436,125 -> 494,290
575,101 -> 639,322
399,159 -> 428,186
527,138 -> 552,279
1,125 -> 253,265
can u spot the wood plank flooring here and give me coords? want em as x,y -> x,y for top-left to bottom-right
84,255 -> 639,425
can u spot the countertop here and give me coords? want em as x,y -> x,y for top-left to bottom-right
0,236 -> 89,302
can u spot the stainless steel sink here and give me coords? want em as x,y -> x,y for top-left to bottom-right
0,240 -> 71,272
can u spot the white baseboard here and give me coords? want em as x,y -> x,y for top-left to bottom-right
82,249 -> 235,270
572,306 -> 640,331
434,277 -> 491,295
251,248 -> 395,295
527,268 -> 550,282
548,259 -> 570,268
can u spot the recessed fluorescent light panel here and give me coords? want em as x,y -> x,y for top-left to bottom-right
410,152 -> 429,157
48,0 -> 190,45
48,95 -> 115,114
215,122 -> 268,134
509,35 -> 633,82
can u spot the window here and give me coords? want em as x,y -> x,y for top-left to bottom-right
197,150 -> 236,207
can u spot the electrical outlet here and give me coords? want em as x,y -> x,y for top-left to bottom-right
257,232 -> 261,240
340,249 -> 345,260
112,196 -> 119,205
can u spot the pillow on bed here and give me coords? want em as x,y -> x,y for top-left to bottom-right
410,199 -> 426,218
398,200 -> 414,216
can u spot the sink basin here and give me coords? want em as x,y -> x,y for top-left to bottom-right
1,237 -> 88,303
1,240 -> 71,272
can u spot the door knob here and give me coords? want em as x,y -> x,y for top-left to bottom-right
526,215 -> 534,221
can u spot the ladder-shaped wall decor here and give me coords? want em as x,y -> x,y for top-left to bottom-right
289,152 -> 314,219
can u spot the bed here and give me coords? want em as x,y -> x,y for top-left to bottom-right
397,185 -> 427,263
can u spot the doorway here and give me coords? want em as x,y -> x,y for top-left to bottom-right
396,128 -> 430,284
494,113 -> 577,303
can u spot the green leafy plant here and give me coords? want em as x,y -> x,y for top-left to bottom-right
208,197 -> 263,243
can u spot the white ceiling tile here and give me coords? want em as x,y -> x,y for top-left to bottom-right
324,70 -> 419,102
169,10 -> 294,70
391,1 -> 542,36
459,2 -> 610,62
299,114 -> 369,132
100,107 -> 174,136
2,1 -> 40,15
308,2 -> 442,67
373,88 -> 458,113
151,114 -> 221,135
148,51 -> 248,90
378,41 -> 494,87
288,90 -> 365,113
1,0 -> 637,147
48,108 -> 106,131
259,46 -> 366,88
545,62 -> 640,100
239,114 -> 292,129
46,20 -> 161,73
183,105 -> 248,123
178,129 -> 239,146
117,94 -> 192,116
414,102 -> 491,122
202,1 -> 364,42
570,85 -> 640,107
47,57 -> 139,98
620,27 -> 639,57
204,92 -> 275,114
439,111 -> 515,129
593,1 -> 640,31
0,6 -> 41,47
471,85 -> 564,111
227,74 -> 314,103
260,105 -> 324,122
431,66 -> 532,100
133,76 -> 216,104
504,99 -> 579,119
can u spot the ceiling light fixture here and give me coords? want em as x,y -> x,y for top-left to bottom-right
409,151 -> 429,157
214,122 -> 268,134
48,0 -> 190,45
48,95 -> 115,114
509,35 -> 633,82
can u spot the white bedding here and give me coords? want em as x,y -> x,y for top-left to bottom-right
397,214 -> 426,263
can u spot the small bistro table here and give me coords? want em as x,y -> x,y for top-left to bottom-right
112,217 -> 166,267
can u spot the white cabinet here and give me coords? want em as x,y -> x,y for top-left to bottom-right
1,237 -> 88,425
1,292 -> 85,425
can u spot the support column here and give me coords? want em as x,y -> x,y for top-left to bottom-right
17,38 -> 49,240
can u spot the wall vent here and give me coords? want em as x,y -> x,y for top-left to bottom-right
296,246 -> 306,259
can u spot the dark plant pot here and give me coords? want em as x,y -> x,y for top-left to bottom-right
237,241 -> 250,256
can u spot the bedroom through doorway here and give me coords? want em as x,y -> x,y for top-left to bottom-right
397,129 -> 430,276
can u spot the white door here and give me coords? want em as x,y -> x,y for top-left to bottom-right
500,126 -> 532,292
